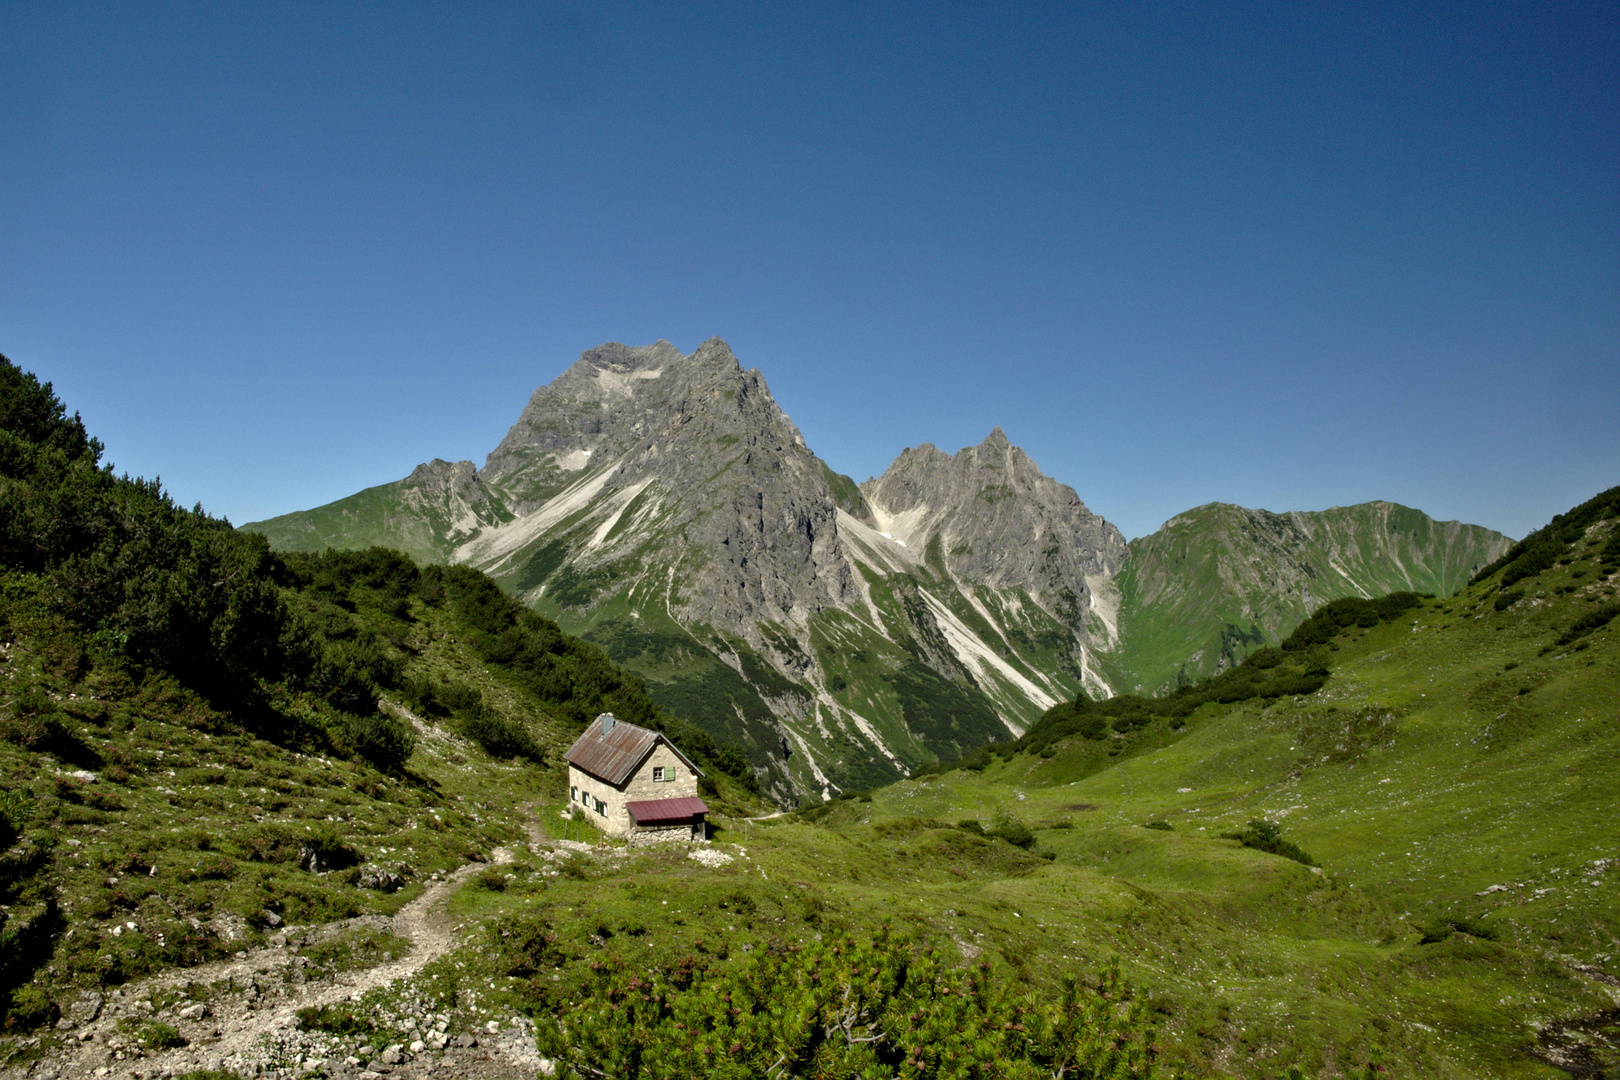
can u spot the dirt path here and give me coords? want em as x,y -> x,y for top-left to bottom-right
37,848 -> 530,1080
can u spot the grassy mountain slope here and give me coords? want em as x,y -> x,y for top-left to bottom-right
0,358 -> 764,1038
243,460 -> 512,566
799,488 -> 1617,1077
6,354 -> 1613,1078
359,490 -> 1610,1078
237,352 -> 1510,807
1105,501 -> 1511,696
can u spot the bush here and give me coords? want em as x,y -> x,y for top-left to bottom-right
1602,528 -> 1620,569
0,790 -> 32,852
990,812 -> 1036,850
1419,917 -> 1498,945
332,709 -> 415,772
295,1003 -> 376,1038
535,930 -> 1165,1079
1,983 -> 58,1031
138,1020 -> 187,1049
458,707 -> 543,763
1220,819 -> 1317,867
1493,589 -> 1523,611
1557,602 -> 1620,646
236,824 -> 359,872
1143,821 -> 1173,831
487,913 -> 566,977
1280,593 -> 1426,651
1471,486 -> 1620,585
400,674 -> 482,718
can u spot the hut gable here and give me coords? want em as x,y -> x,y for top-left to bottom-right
564,714 -> 708,842
564,714 -> 704,785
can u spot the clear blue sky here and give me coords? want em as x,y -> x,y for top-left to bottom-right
2,2 -> 1615,540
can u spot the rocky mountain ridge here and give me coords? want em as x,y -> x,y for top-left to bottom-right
244,338 -> 1511,799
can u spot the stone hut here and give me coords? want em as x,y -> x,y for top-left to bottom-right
564,714 -> 708,842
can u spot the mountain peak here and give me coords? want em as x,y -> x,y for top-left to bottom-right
981,426 -> 1011,448
694,336 -> 740,368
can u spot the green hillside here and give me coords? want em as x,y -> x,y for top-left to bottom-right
0,358 -> 763,1037
242,459 -> 513,566
6,354 -> 1613,1079
1106,501 -> 1511,696
368,485 -> 1613,1078
788,487 -> 1617,1077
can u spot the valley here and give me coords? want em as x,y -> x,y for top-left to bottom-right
4,353 -> 1614,1079
245,339 -> 1510,801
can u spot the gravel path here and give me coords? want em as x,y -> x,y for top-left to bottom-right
24,847 -> 546,1080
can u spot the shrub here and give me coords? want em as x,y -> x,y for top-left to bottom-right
295,1003 -> 376,1038
1143,821 -> 1173,831
299,929 -> 408,976
1280,593 -> 1425,650
990,812 -> 1036,850
458,707 -> 542,763
138,1020 -> 187,1049
487,913 -> 566,977
1220,819 -> 1317,867
332,709 -> 415,772
1602,528 -> 1620,568
2,983 -> 57,1031
400,674 -> 482,718
1471,486 -> 1620,585
1493,589 -> 1523,611
1419,917 -> 1498,945
1557,602 -> 1620,646
535,929 -> 1164,1079
236,824 -> 359,871
0,789 -> 32,851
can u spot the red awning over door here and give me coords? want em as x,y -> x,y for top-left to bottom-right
626,796 -> 709,824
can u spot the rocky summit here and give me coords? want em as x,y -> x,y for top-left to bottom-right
244,338 -> 1511,800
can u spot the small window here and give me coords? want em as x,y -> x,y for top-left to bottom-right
570,786 -> 578,802
652,766 -> 666,782
594,797 -> 606,814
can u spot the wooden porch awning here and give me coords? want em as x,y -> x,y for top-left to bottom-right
626,796 -> 709,825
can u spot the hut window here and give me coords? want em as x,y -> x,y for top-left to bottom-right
594,797 -> 606,814
653,766 -> 666,782
570,786 -> 578,802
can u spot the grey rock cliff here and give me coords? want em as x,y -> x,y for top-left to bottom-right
471,338 -> 857,637
861,427 -> 1128,629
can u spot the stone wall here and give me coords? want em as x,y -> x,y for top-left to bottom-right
626,823 -> 706,847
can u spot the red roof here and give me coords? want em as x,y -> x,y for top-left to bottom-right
564,714 -> 704,786
626,796 -> 709,825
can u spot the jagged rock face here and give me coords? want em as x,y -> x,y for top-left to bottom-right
469,338 -> 856,635
861,428 -> 1128,629
481,340 -> 687,510
404,459 -> 493,519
